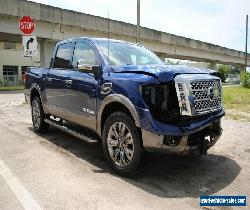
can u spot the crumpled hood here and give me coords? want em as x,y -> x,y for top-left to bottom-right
113,64 -> 215,83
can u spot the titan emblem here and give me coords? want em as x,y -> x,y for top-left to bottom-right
208,83 -> 220,100
82,107 -> 94,115
101,82 -> 112,95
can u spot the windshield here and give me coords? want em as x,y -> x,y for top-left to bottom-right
97,41 -> 163,66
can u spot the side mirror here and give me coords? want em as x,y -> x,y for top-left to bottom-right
77,59 -> 99,75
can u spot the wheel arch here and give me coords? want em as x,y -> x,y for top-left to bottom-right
97,94 -> 141,136
30,84 -> 46,112
30,87 -> 40,102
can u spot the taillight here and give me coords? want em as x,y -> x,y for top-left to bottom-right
23,72 -> 29,84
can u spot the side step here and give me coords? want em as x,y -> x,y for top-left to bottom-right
44,118 -> 98,144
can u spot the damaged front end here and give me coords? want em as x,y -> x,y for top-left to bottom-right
139,73 -> 224,155
142,120 -> 222,156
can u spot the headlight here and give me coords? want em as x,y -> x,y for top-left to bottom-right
140,82 -> 180,123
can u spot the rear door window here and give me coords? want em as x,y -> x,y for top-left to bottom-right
53,42 -> 74,69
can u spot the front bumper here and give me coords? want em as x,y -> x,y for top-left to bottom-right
137,107 -> 224,154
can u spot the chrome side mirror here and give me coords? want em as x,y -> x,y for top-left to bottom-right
77,59 -> 93,71
77,59 -> 99,75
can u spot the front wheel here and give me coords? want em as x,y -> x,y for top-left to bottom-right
102,112 -> 143,176
31,96 -> 49,133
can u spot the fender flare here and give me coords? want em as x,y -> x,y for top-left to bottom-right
97,94 -> 141,136
30,84 -> 47,112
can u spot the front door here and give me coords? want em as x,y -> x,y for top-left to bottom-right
63,42 -> 100,130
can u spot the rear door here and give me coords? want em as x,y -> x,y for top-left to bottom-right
45,42 -> 74,109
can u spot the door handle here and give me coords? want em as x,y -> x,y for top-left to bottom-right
65,80 -> 72,85
46,77 -> 52,82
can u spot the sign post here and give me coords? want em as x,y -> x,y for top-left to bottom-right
19,16 -> 37,66
22,35 -> 38,58
19,16 -> 35,35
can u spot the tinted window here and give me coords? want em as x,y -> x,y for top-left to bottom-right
72,42 -> 98,68
54,42 -> 74,68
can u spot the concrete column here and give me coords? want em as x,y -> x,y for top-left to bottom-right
238,64 -> 245,72
40,39 -> 45,67
158,54 -> 166,63
18,66 -> 22,83
208,62 -> 217,70
0,65 -> 3,82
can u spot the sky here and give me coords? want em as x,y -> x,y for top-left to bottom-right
31,0 -> 249,52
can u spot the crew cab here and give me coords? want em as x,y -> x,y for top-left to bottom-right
24,37 -> 224,176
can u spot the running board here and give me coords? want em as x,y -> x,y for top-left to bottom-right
44,118 -> 98,144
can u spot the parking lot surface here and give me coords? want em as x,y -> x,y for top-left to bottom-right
0,91 -> 249,210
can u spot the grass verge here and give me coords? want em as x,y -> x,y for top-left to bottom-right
223,86 -> 250,121
0,86 -> 24,91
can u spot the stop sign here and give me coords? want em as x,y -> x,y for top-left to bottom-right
19,16 -> 35,34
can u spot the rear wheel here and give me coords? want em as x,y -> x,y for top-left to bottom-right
102,112 -> 143,176
31,96 -> 49,133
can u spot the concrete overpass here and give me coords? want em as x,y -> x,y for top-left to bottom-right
0,0 -> 249,68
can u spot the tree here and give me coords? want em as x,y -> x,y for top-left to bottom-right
230,65 -> 241,74
217,64 -> 230,82
165,59 -> 181,65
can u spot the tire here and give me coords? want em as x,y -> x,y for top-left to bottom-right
31,96 -> 49,133
102,111 -> 143,176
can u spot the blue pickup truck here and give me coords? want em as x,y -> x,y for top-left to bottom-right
25,37 -> 224,176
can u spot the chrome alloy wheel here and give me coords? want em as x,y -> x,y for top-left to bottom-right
32,99 -> 41,129
107,122 -> 134,167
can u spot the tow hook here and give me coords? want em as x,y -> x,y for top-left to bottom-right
200,137 -> 209,155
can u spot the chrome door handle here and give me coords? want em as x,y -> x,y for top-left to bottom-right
65,79 -> 72,85
47,77 -> 52,82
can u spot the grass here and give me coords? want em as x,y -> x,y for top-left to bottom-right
0,86 -> 24,91
223,86 -> 250,121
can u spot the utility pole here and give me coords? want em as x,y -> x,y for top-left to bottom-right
245,14 -> 248,85
137,0 -> 140,43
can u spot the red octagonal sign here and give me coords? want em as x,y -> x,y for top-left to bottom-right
19,16 -> 35,34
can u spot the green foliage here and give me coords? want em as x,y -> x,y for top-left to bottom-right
240,72 -> 250,88
217,64 -> 230,82
0,85 -> 24,91
207,63 -> 215,69
230,65 -> 241,74
0,80 -> 7,86
165,59 -> 181,65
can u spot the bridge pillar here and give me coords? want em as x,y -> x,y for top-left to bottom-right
208,62 -> 217,70
39,39 -> 56,67
238,64 -> 245,72
40,39 -> 45,67
158,54 -> 166,63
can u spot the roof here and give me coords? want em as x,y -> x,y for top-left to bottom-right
58,37 -> 135,45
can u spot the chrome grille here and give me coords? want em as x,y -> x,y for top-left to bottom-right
191,80 -> 222,113
174,74 -> 223,116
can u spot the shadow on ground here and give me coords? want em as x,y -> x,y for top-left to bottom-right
33,126 -> 241,198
